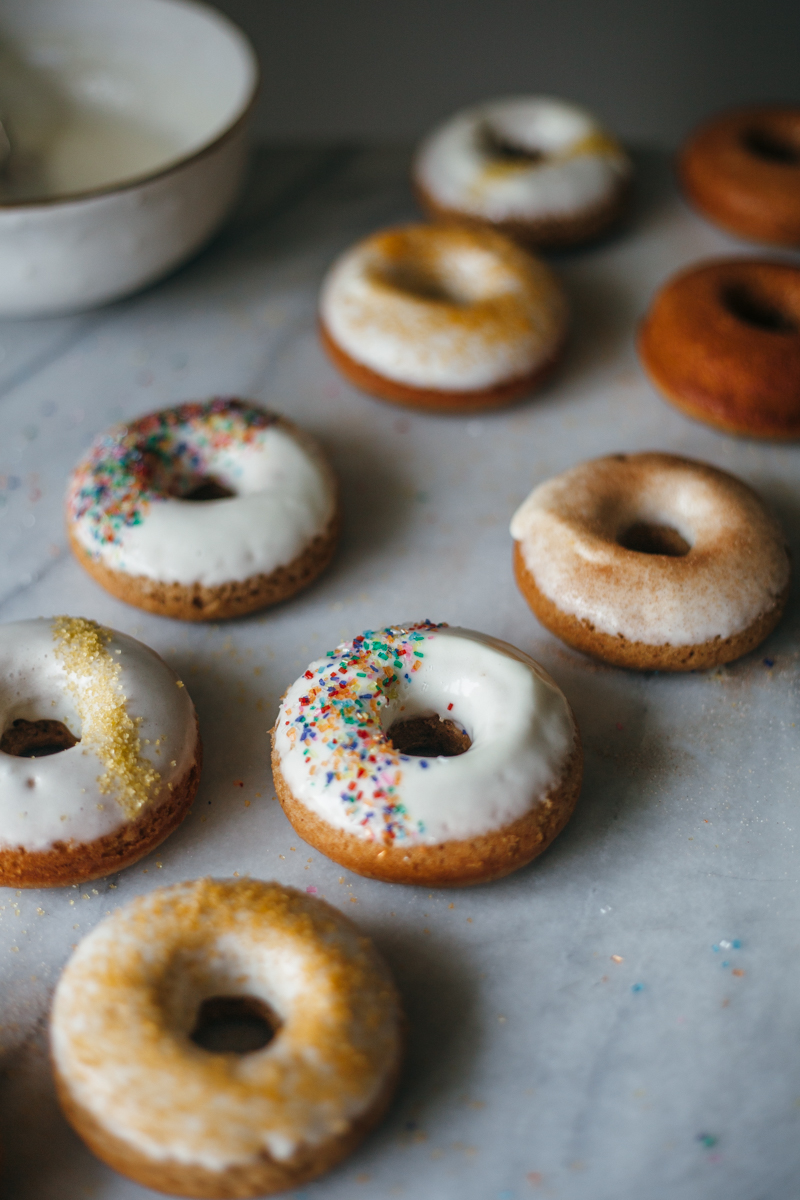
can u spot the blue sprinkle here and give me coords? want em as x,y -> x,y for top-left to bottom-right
763,657 -> 775,668
732,939 -> 741,949
325,772 -> 334,785
712,945 -> 720,953
722,961 -> 730,968
498,1192 -> 515,1200
419,760 -> 429,769
631,983 -> 644,993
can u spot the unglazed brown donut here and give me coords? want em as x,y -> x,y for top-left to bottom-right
679,106 -> 800,246
511,453 -> 790,671
638,259 -> 800,438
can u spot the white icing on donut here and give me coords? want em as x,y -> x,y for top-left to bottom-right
511,453 -> 791,646
66,399 -> 337,588
274,623 -> 576,845
51,879 -> 402,1171
0,618 -> 197,852
414,96 -> 631,223
319,223 -> 568,391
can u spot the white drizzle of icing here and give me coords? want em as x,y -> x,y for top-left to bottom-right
274,624 -> 576,844
510,453 -> 791,646
320,223 -> 568,391
0,618 -> 197,851
414,96 -> 632,223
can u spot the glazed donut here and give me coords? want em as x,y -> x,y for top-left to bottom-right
0,616 -> 200,887
67,398 -> 340,621
679,105 -> 800,246
319,223 -> 568,412
638,259 -> 800,438
51,878 -> 403,1198
413,96 -> 632,249
511,453 -> 790,671
272,622 -> 582,886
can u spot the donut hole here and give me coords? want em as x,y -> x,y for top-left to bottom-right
176,477 -> 236,502
480,122 -> 545,165
190,995 -> 278,1054
0,718 -> 79,757
722,284 -> 797,334
618,522 -> 691,557
377,260 -> 467,305
742,127 -> 800,166
388,715 -> 471,757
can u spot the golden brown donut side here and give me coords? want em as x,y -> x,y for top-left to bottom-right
0,723 -> 202,888
68,511 -> 341,621
638,260 -> 800,439
320,320 -> 566,414
52,1021 -> 402,1200
514,543 -> 788,672
414,174 -> 633,250
272,740 -> 582,887
678,106 -> 800,246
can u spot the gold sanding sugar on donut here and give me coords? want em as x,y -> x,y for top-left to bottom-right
67,880 -> 390,1114
52,616 -> 160,816
364,227 -> 561,345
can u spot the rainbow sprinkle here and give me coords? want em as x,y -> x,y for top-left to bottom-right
67,398 -> 276,551
282,622 -> 444,844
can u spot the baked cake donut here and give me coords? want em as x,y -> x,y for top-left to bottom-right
272,622 -> 582,886
67,398 -> 340,620
51,878 -> 403,1198
679,105 -> 800,246
413,96 -> 633,249
319,223 -> 568,412
638,259 -> 800,438
511,453 -> 790,671
0,616 -> 200,887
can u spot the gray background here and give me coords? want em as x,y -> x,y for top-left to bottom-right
207,0 -> 800,145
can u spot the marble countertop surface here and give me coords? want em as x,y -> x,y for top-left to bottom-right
0,144 -> 798,1200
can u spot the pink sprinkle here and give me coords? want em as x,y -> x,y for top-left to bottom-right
306,886 -> 318,894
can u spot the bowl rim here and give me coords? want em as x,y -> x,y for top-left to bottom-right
0,0 -> 261,212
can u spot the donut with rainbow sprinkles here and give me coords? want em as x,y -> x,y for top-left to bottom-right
67,398 -> 340,621
272,621 -> 582,886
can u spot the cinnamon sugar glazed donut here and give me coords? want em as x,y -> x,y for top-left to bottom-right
639,259 -> 800,438
51,878 -> 403,1198
511,453 -> 790,671
0,617 -> 200,887
272,622 -> 582,886
679,105 -> 800,246
67,399 -> 339,621
413,97 -> 633,249
319,223 -> 568,412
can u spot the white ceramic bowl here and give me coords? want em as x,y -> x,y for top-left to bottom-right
0,0 -> 258,317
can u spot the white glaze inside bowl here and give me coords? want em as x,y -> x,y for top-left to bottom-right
0,0 -> 257,202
